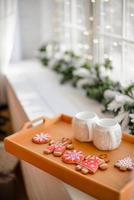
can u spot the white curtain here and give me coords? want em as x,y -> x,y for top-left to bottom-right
0,0 -> 17,104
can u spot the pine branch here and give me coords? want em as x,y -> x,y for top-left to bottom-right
38,44 -> 134,135
124,83 -> 134,99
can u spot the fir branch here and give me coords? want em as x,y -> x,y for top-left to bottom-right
124,83 -> 134,99
103,58 -> 113,70
38,44 -> 134,135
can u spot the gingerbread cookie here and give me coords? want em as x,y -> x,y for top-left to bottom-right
44,138 -> 74,157
76,155 -> 108,174
32,133 -> 51,144
98,154 -> 110,163
76,155 -> 101,174
114,156 -> 134,171
62,150 -> 85,164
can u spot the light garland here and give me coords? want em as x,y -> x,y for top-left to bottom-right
54,0 -> 91,55
50,0 -> 134,134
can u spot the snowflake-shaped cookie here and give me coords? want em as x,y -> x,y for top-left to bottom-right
32,133 -> 51,144
115,156 -> 134,171
62,150 -> 85,164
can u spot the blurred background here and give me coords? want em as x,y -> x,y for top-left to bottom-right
0,0 -> 134,200
1,0 -> 134,83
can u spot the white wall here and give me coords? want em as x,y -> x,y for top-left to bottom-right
11,0 -> 55,61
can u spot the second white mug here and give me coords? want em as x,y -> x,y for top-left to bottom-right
93,118 -> 122,150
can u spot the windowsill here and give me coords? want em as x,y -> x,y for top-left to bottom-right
6,59 -> 106,120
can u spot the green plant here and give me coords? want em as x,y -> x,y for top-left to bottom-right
38,44 -> 134,134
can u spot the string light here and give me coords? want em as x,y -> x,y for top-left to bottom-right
89,17 -> 94,21
93,39 -> 99,44
84,45 -> 90,50
60,44 -> 67,51
108,56 -> 112,61
105,25 -> 111,29
113,42 -> 118,47
130,13 -> 134,17
83,31 -> 89,36
86,55 -> 93,60
54,1 -> 107,60
54,0 -> 134,79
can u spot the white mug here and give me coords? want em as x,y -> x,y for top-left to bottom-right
93,118 -> 122,150
72,111 -> 98,142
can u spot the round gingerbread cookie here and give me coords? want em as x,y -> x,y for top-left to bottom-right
32,133 -> 51,144
62,150 -> 85,164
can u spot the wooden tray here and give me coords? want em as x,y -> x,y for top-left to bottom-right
4,114 -> 134,200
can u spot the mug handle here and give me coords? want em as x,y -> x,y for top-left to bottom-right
22,116 -> 46,130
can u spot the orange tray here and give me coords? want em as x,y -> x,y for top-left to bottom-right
4,114 -> 134,200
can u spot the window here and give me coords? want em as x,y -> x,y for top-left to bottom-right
54,0 -> 134,85
99,0 -> 134,85
54,0 -> 92,58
